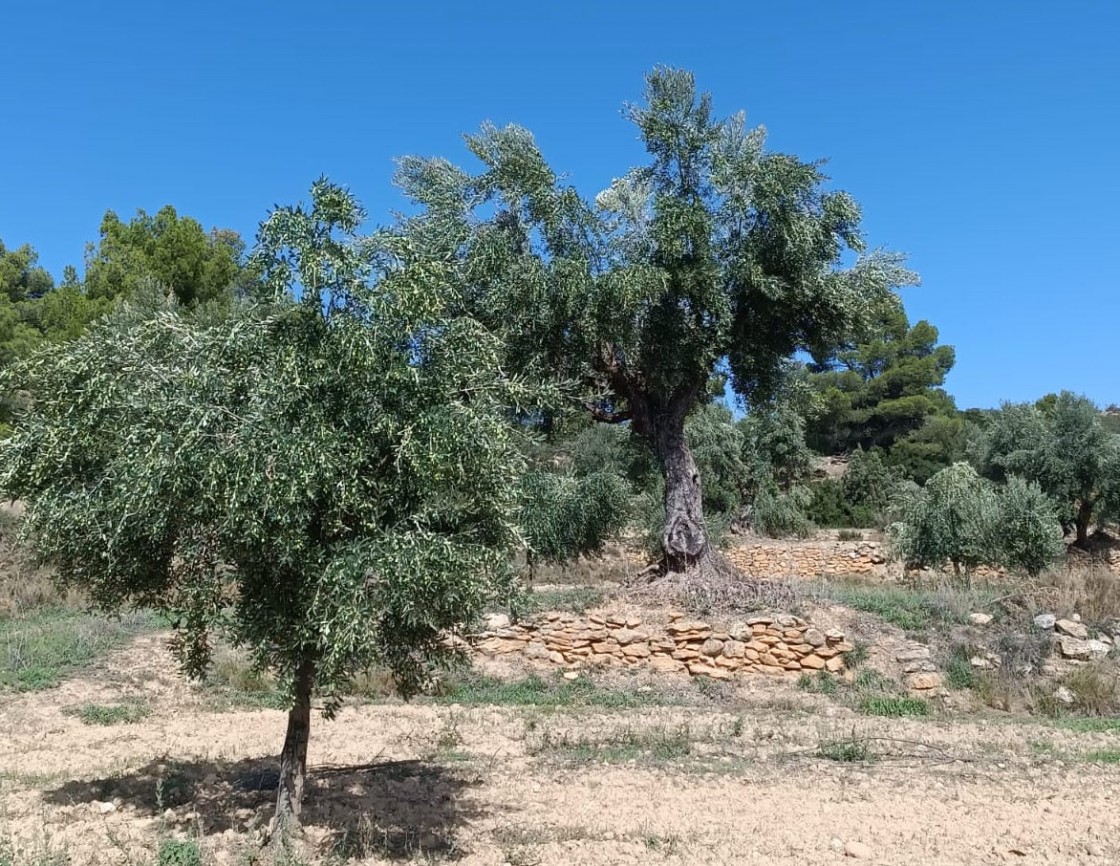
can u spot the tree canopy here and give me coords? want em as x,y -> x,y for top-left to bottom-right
0,181 -> 528,834
805,305 -> 958,470
973,391 -> 1120,546
83,205 -> 249,305
389,67 -> 915,576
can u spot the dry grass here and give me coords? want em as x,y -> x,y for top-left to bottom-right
0,513 -> 83,619
1027,565 -> 1120,626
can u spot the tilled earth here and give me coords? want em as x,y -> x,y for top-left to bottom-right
1,633 -> 1118,866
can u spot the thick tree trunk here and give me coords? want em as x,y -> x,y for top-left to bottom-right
271,655 -> 315,839
1075,499 -> 1093,548
648,412 -> 712,573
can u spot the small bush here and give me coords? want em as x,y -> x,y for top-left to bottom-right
997,476 -> 1064,576
943,645 -> 977,690
836,529 -> 863,541
156,839 -> 201,866
753,485 -> 815,539
797,670 -> 838,696
845,640 -> 870,668
817,732 -> 873,762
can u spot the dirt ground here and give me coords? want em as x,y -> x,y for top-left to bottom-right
2,632 -> 1119,866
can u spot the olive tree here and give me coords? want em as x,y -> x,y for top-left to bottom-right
975,392 -> 1120,547
890,463 -> 999,577
0,181 -> 527,836
891,463 -> 1063,577
389,68 -> 915,578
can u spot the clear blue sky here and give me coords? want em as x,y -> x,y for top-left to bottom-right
2,1 -> 1117,409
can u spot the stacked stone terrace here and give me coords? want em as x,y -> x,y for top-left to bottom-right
476,610 -> 854,679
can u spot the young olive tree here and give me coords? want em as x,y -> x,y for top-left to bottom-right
998,475 -> 1065,576
890,463 -> 999,577
0,181 -> 527,836
389,68 -> 915,579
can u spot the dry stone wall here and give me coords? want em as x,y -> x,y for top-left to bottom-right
723,536 -> 1120,579
475,610 -> 854,679
725,540 -> 889,578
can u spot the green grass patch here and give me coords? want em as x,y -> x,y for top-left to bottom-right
432,672 -> 669,709
508,586 -> 606,618
156,839 -> 201,866
797,670 -> 838,696
1082,749 -> 1120,764
944,646 -> 977,690
860,695 -> 930,717
530,724 -> 694,765
63,699 -> 151,726
1050,716 -> 1120,733
817,732 -> 874,762
819,582 -> 1000,632
0,608 -> 159,691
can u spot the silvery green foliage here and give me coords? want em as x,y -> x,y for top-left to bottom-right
999,476 -> 1064,576
516,469 -> 631,565
386,69 -> 916,566
753,484 -> 816,539
890,463 -> 1000,575
974,391 -> 1120,542
0,179 -> 526,705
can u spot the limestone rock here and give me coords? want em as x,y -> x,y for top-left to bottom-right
1058,636 -> 1093,660
484,613 -> 511,630
968,612 -> 993,626
1034,613 -> 1057,630
1053,685 -> 1075,706
611,628 -> 649,645
906,672 -> 942,690
896,646 -> 931,663
700,638 -> 725,657
803,628 -> 826,647
524,642 -> 550,661
621,643 -> 651,659
800,654 -> 826,670
1056,619 -> 1090,640
650,656 -> 685,674
722,639 -> 746,659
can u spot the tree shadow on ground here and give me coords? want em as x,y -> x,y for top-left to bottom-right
43,755 -> 485,859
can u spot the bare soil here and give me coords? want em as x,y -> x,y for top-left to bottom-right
2,631 -> 1119,866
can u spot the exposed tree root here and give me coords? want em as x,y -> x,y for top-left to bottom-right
624,548 -> 797,615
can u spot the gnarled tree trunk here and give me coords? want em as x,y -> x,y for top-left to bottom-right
628,389 -> 722,577
651,416 -> 711,572
271,655 -> 316,839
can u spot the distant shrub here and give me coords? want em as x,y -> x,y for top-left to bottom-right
518,470 -> 631,566
997,476 -> 1064,576
753,485 -> 815,538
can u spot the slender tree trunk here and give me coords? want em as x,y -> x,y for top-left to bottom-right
1075,499 -> 1093,548
271,655 -> 315,838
